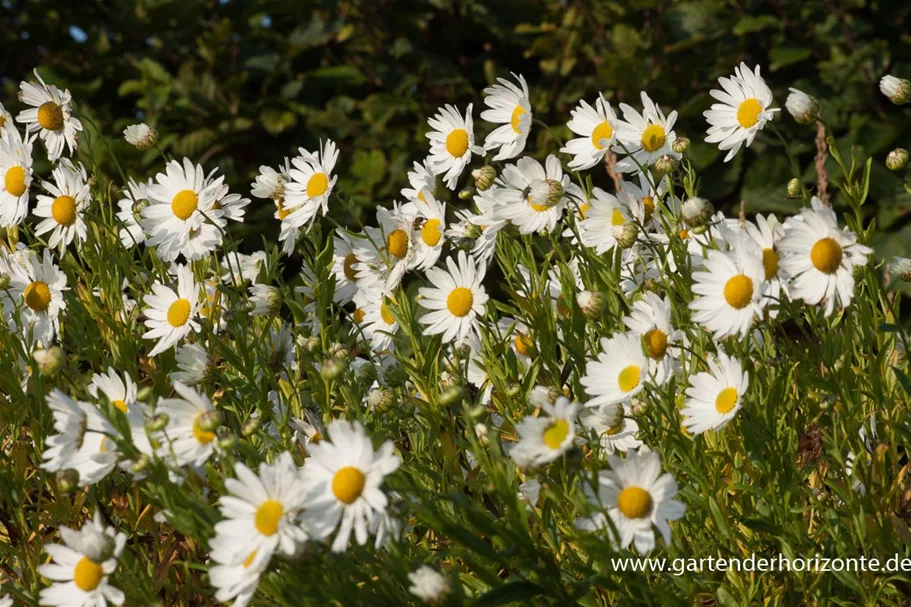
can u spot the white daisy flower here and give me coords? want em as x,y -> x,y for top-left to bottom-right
0,99 -> 14,138
141,158 -> 223,262
210,451 -> 308,575
561,93 -> 619,170
577,449 -> 684,554
742,213 -> 789,315
400,159 -> 436,209
356,205 -> 418,292
1,248 -> 68,347
481,73 -> 532,161
251,160 -> 290,201
511,396 -> 580,468
426,104 -> 483,190
619,172 -> 672,230
581,332 -> 649,408
778,197 -> 872,316
463,186 -> 506,265
580,403 -> 642,455
331,231 -> 366,305
353,287 -> 399,352
116,178 -> 150,248
407,191 -> 447,271
170,343 -> 212,385
689,234 -> 767,339
208,543 -> 270,607
622,292 -> 684,385
38,512 -> 126,607
577,187 -> 644,253
300,419 -> 401,552
16,69 -> 83,161
681,350 -> 749,435
283,140 -> 339,231
494,155 -> 583,235
704,62 -> 779,162
141,264 -> 201,357
614,92 -> 680,173
418,250 -> 489,345
33,158 -> 91,252
408,566 -> 451,604
0,126 -> 34,228
220,251 -> 266,286
88,367 -> 154,473
122,123 -> 157,150
497,316 -> 537,363
210,178 -> 251,225
155,382 -> 218,468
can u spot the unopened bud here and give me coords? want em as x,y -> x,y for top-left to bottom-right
320,358 -> 347,381
654,154 -> 678,175
576,290 -> 605,319
459,187 -> 474,200
616,222 -> 639,249
472,166 -> 497,191
196,410 -> 221,433
505,383 -> 522,398
671,137 -> 690,154
383,364 -> 408,388
474,423 -> 489,445
130,454 -> 151,474
887,148 -> 909,172
439,385 -> 464,407
880,75 -> 911,105
367,388 -> 394,412
217,434 -> 238,450
328,343 -> 349,359
131,197 -> 149,216
681,197 -> 713,228
787,178 -> 802,198
297,335 -> 321,355
123,123 -> 159,150
56,469 -> 79,493
786,89 -> 819,125
137,385 -> 154,402
692,224 -> 710,235
241,417 -> 261,437
249,284 -> 281,316
146,414 -> 169,433
32,346 -> 64,377
544,179 -> 564,208
0,274 -> 9,289
355,361 -> 377,383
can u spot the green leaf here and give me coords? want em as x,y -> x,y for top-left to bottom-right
732,15 -> 778,36
305,65 -> 367,86
769,46 -> 811,71
473,581 -> 545,606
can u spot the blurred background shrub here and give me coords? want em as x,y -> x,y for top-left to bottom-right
2,0 -> 910,259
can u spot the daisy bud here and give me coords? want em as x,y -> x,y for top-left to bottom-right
505,383 -> 522,398
472,166 -> 497,191
654,154 -> 679,175
130,454 -> 151,474
123,123 -> 159,150
329,342 -> 350,359
681,196 -> 714,228
880,75 -> 911,105
320,358 -> 347,381
785,88 -> 819,125
249,284 -> 282,316
692,224 -> 710,235
671,137 -> 690,154
459,187 -> 474,200
440,370 -> 459,390
887,148 -> 909,172
56,469 -> 79,493
787,178 -> 802,198
146,413 -> 169,433
891,257 -> 911,282
545,386 -> 563,405
355,361 -> 378,383
0,273 -> 9,290
32,346 -> 64,377
367,388 -> 394,412
474,423 -> 489,445
196,410 -> 222,433
439,385 -> 464,407
616,223 -> 639,249
217,434 -> 238,450
241,417 -> 261,438
137,385 -> 154,402
131,197 -> 149,217
576,290 -> 605,319
408,566 -> 451,604
297,335 -> 321,355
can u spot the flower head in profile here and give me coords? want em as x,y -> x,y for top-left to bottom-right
481,73 -> 532,161
283,140 -> 339,232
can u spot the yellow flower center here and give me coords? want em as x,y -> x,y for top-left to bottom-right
37,101 -> 64,131
306,172 -> 329,198
610,208 -> 626,226
24,281 -> 51,312
617,365 -> 641,393
715,387 -> 739,414
171,189 -> 198,220
386,229 -> 409,259
762,247 -> 779,280
421,219 -> 442,247
736,98 -> 763,128
723,274 -> 753,309
510,105 -> 527,134
192,414 -> 216,444
4,165 -> 27,197
578,203 -> 590,219
446,287 -> 473,317
380,301 -> 396,325
353,308 -> 366,323
810,237 -> 843,274
530,202 -> 550,213
243,550 -> 258,568
254,499 -> 283,536
73,556 -> 104,591
277,200 -> 291,221
112,399 -> 128,413
343,253 -> 359,281
445,128 -> 470,158
643,329 -> 668,359
332,466 -> 366,504
617,486 -> 652,519
514,332 -> 536,357
591,121 -> 614,150
640,124 -> 666,152
542,419 -> 570,449
167,298 -> 192,327
641,196 -> 655,222
678,229 -> 689,240
603,418 -> 625,437
51,195 -> 78,227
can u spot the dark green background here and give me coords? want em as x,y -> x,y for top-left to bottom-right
2,0 -> 910,259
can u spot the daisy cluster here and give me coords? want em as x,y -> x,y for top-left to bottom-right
0,62 -> 901,607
